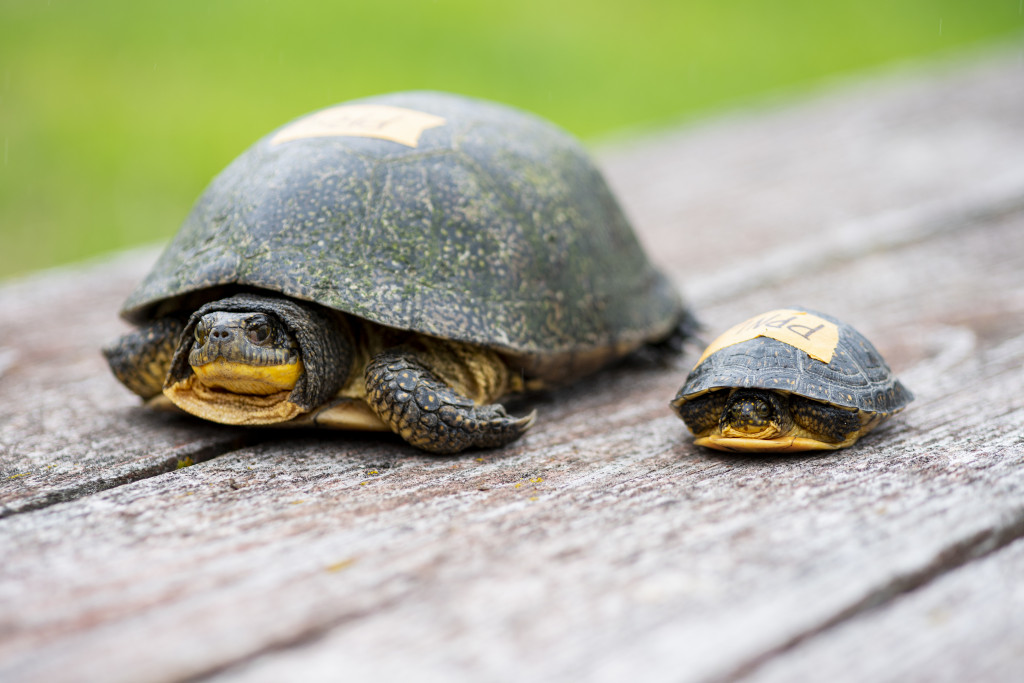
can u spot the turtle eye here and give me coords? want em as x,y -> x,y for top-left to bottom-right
755,401 -> 771,418
248,323 -> 271,344
245,315 -> 274,345
194,321 -> 209,346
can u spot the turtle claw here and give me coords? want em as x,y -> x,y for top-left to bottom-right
365,352 -> 534,454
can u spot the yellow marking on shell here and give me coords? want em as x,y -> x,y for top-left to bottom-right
696,309 -> 841,367
192,358 -> 304,395
270,104 -> 447,148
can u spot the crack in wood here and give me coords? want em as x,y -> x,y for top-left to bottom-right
718,508 -> 1024,682
177,591 -> 414,683
0,434 -> 260,520
2,51 -> 1022,682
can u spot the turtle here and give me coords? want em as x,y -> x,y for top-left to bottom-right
670,307 -> 912,452
104,91 -> 694,454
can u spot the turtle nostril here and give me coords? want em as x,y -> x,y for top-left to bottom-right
210,326 -> 233,341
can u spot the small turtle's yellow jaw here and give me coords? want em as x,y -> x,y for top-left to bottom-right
718,391 -> 790,440
165,310 -> 307,425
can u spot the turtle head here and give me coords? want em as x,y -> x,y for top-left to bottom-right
719,389 -> 794,440
163,294 -> 353,425
189,310 -> 303,395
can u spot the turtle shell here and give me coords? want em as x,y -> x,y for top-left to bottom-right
674,308 -> 913,415
121,91 -> 683,372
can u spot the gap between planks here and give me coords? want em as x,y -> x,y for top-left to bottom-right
4,49 -> 1022,680
688,168 -> 1024,308
178,508 -> 1024,683
0,434 -> 256,520
6,185 -> 1020,522
168,197 -> 1024,682
716,508 -> 1024,682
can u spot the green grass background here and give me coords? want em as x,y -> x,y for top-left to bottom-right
1,1 -> 1021,280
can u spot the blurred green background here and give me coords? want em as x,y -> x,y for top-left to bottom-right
1,1 -> 1021,281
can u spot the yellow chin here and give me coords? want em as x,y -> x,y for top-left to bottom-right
163,376 -> 305,425
694,410 -> 879,452
721,424 -> 782,440
163,359 -> 307,426
191,358 -> 303,395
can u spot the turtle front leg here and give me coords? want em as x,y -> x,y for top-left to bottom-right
102,317 -> 184,399
788,395 -> 861,444
365,350 -> 534,454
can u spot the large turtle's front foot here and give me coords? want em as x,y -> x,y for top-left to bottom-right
365,351 -> 534,454
103,317 -> 184,399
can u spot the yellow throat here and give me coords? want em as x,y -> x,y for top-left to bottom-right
191,358 -> 304,395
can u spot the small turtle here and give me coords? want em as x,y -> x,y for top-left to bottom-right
105,91 -> 693,454
670,308 -> 912,452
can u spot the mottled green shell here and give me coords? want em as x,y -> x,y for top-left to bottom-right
122,91 -> 682,368
674,308 -> 913,415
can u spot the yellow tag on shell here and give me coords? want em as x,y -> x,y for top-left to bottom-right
696,309 -> 840,366
270,104 -> 447,148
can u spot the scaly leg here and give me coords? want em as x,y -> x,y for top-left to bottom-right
365,349 -> 534,454
788,394 -> 861,444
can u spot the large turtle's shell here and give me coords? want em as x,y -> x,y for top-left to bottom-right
674,308 -> 912,415
122,91 -> 682,372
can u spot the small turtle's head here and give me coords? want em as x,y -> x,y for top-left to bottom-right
719,389 -> 793,440
188,310 -> 303,395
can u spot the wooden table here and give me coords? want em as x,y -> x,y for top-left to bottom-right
2,47 -> 1023,682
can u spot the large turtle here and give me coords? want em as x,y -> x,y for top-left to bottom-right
670,308 -> 912,452
105,91 -> 693,454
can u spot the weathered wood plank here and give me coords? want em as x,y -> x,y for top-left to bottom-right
746,536 -> 1024,683
600,48 -> 1024,303
1,48 -> 1023,683
0,254 -> 252,517
4,197 -> 1003,683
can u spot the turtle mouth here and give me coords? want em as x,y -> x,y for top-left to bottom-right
720,424 -> 782,439
718,390 -> 793,440
188,310 -> 302,395
189,311 -> 298,366
164,306 -> 308,425
191,357 -> 305,395
164,374 -> 306,425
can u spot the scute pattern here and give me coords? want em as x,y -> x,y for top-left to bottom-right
121,92 -> 683,371
676,308 -> 912,415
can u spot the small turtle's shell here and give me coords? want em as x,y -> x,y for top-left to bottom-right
674,308 -> 912,415
121,91 -> 683,379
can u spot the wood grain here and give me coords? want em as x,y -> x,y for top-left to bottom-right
747,535 -> 1024,683
1,47 -> 1022,683
0,251 -> 253,517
